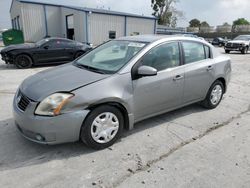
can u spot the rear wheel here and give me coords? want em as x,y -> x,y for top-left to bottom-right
201,80 -> 224,109
74,51 -> 85,59
15,54 -> 33,69
80,105 -> 124,150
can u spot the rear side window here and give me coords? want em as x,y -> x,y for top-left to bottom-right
182,42 -> 206,64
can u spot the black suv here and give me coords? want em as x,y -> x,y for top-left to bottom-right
212,37 -> 227,47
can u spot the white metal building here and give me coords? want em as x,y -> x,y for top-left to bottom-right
10,0 -> 157,45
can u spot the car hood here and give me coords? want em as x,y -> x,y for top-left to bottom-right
1,43 -> 36,53
227,40 -> 248,44
20,63 -> 110,101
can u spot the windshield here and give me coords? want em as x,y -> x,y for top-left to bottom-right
36,38 -> 50,46
75,40 -> 147,74
234,35 -> 250,41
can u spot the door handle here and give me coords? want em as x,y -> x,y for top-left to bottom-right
207,65 -> 213,71
173,75 -> 184,81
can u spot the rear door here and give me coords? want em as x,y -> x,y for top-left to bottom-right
132,42 -> 185,120
181,41 -> 215,104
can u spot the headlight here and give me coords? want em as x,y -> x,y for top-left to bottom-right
35,93 -> 74,116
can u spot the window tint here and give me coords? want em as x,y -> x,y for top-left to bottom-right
182,42 -> 205,64
60,40 -> 75,48
141,42 -> 180,71
46,40 -> 64,48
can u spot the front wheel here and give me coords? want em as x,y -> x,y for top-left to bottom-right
201,80 -> 224,109
225,50 -> 230,54
241,47 -> 248,54
15,54 -> 33,69
80,105 -> 124,150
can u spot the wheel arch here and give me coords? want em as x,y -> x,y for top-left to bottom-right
15,52 -> 34,63
74,50 -> 86,59
215,77 -> 226,93
86,102 -> 131,131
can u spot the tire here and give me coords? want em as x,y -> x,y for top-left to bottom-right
241,47 -> 248,54
74,51 -> 85,59
80,105 -> 124,150
201,80 -> 224,109
225,50 -> 230,54
15,54 -> 33,69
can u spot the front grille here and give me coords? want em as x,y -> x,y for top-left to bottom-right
17,91 -> 31,112
226,43 -> 241,48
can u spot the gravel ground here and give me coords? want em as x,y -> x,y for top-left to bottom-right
0,48 -> 250,188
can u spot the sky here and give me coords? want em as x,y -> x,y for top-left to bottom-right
1,0 -> 250,29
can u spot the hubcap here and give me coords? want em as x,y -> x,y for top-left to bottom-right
91,112 -> 119,144
18,56 -> 29,67
210,85 -> 223,105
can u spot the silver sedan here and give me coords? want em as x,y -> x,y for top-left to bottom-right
13,35 -> 232,149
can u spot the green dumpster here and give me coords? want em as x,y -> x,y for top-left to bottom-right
2,29 -> 24,46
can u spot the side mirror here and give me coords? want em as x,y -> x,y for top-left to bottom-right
137,66 -> 157,77
43,45 -> 49,49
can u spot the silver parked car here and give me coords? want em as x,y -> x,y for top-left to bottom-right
13,35 -> 232,149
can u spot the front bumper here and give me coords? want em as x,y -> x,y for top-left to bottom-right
1,52 -> 14,64
13,93 -> 90,145
224,46 -> 245,51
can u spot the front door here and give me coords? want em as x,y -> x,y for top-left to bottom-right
35,39 -> 68,64
132,42 -> 185,121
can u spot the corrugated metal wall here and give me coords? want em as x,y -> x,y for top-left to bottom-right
22,3 -> 46,42
89,13 -> 125,45
10,0 -> 23,30
11,1 -> 156,44
46,6 -> 62,38
126,17 -> 155,36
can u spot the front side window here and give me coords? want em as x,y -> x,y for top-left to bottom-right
140,42 -> 180,71
75,40 -> 147,74
182,42 -> 206,64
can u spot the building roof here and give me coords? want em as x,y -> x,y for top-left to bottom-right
12,0 -> 157,20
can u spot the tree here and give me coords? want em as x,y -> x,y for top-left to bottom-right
200,21 -> 210,27
232,18 -> 250,32
151,0 -> 183,27
233,18 -> 250,26
189,19 -> 201,27
223,22 -> 231,26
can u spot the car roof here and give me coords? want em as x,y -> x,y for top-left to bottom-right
117,34 -> 205,43
46,37 -> 75,42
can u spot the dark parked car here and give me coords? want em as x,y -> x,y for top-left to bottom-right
212,37 -> 227,47
0,37 -> 92,68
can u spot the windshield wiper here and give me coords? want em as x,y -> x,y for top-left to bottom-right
75,63 -> 106,74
